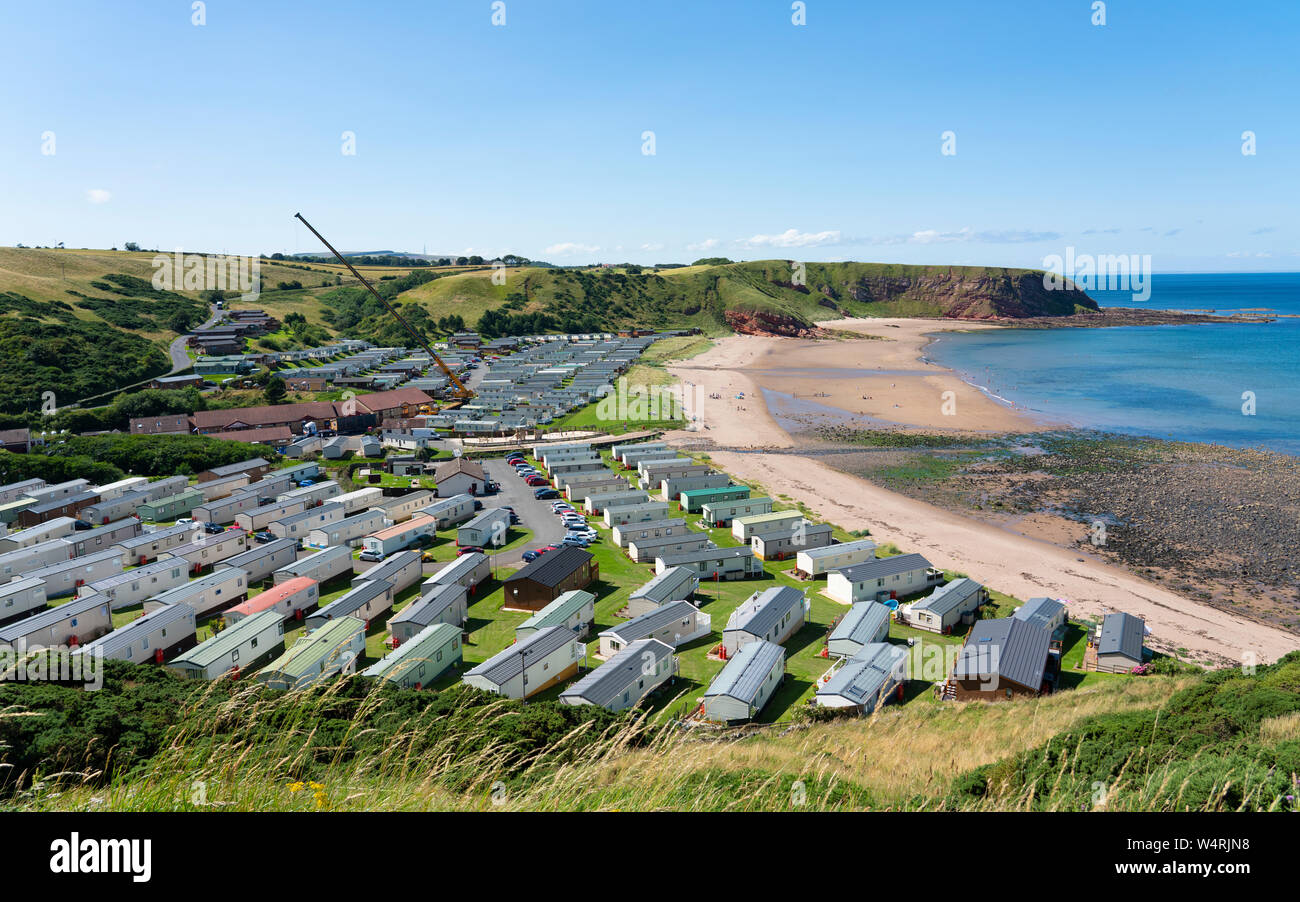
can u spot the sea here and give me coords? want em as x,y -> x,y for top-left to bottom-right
922,272 -> 1300,455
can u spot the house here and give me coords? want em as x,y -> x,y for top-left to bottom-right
388,583 -> 468,642
655,545 -> 762,581
815,642 -> 908,713
0,593 -> 113,650
72,603 -> 196,664
560,638 -> 676,712
795,539 -> 878,579
722,586 -> 808,656
433,458 -> 488,496
137,475 -> 191,503
358,550 -> 423,595
1096,612 -> 1148,673
209,426 -> 295,448
618,447 -> 677,469
129,414 -> 191,435
136,489 -> 206,523
949,617 -> 1052,700
225,576 -> 320,624
563,478 -> 628,501
731,510 -> 803,543
826,553 -> 943,606
503,546 -> 596,611
900,577 -> 988,634
612,518 -> 688,549
826,602 -> 892,658
197,457 -> 271,484
77,558 -> 188,611
516,590 -> 597,640
426,552 -> 490,595
0,577 -> 49,625
306,508 -> 387,549
26,549 -> 123,598
457,508 -> 511,548
701,640 -> 785,724
603,501 -> 671,529
194,403 -> 338,436
352,387 -> 435,418
624,566 -> 699,618
1013,596 -> 1069,635
627,532 -> 711,564
256,617 -> 366,690
273,544 -> 353,586
93,477 -> 150,503
750,521 -> 833,561
700,496 -> 775,528
0,478 -> 46,508
306,579 -> 394,630
679,485 -> 749,515
168,610 -> 286,680
462,625 -> 585,699
223,538 -> 301,585
113,523 -> 195,566
148,373 -> 205,391
144,566 -> 248,618
363,622 -> 462,689
597,600 -> 710,658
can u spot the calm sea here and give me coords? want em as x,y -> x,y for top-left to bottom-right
922,273 -> 1300,454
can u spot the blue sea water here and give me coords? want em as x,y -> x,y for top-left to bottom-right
922,273 -> 1300,454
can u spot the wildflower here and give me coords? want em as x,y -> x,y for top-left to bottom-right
288,781 -> 305,793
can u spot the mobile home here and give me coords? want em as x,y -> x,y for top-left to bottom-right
564,478 -> 628,501
659,472 -> 729,502
612,518 -> 688,549
0,516 -> 78,552
701,640 -> 785,723
193,489 -> 261,525
388,582 -> 468,642
679,484 -> 749,515
305,579 -> 394,630
169,610 -> 285,680
750,521 -> 833,561
457,507 -> 512,548
77,558 -> 188,611
113,523 -> 194,566
900,577 -> 988,633
584,490 -> 649,515
624,566 -> 698,618
136,488 -> 206,522
0,593 -> 113,650
826,602 -> 892,657
273,544 -> 353,586
731,510 -> 804,543
277,480 -> 342,508
1096,612 -> 1148,673
603,501 -> 670,529
306,508 -> 386,549
268,502 -> 345,541
374,490 -> 436,523
598,600 -> 710,658
426,552 -> 490,595
795,538 -> 879,579
0,539 -> 72,579
226,576 -> 320,624
144,566 -> 248,617
77,490 -> 149,526
722,586 -> 808,656
137,475 -> 191,504
610,440 -> 667,462
826,553 -> 943,606
655,546 -> 762,581
420,493 -> 477,529
627,532 -> 711,564
560,638 -> 676,712
256,617 -> 366,690
332,487 -> 384,515
462,625 -> 585,700
363,622 -> 462,689
1013,596 -> 1068,635
64,518 -> 144,558
26,549 -> 123,598
362,515 -> 438,558
167,528 -> 251,573
234,498 -> 308,533
637,462 -> 707,490
700,496 -> 775,528
223,537 -> 301,585
515,589 -> 596,640
357,550 -> 423,595
0,577 -> 48,624
92,476 -> 149,503
816,642 -> 908,712
72,603 -> 196,664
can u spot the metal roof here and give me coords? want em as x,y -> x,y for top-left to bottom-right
657,545 -> 755,565
817,642 -> 907,706
1013,596 -> 1067,632
429,552 -> 487,584
600,600 -> 701,643
732,509 -> 802,527
391,583 -> 466,627
313,579 -> 391,619
362,551 -> 421,584
560,638 -> 673,707
629,566 -> 697,604
464,625 -> 576,686
27,547 -> 122,578
229,575 -> 318,616
225,537 -> 299,568
750,522 -> 831,543
0,593 -> 107,643
913,577 -> 984,616
953,617 -> 1050,691
519,590 -> 596,631
149,566 -> 245,603
115,523 -> 194,549
799,538 -> 878,561
74,603 -> 194,657
170,610 -> 282,669
505,545 -> 592,588
725,586 -> 805,639
835,552 -> 933,583
261,616 -> 365,680
1099,612 -> 1146,661
84,558 -> 185,591
703,640 -> 784,703
461,507 -> 511,531
362,622 -> 461,681
828,602 -> 891,648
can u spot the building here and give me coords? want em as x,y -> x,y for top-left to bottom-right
129,414 -> 191,435
362,516 -> 437,559
388,583 -> 468,642
462,625 -> 585,700
225,576 -> 320,624
77,490 -> 150,526
750,521 -> 833,561
722,586 -> 808,656
194,403 -> 339,436
701,640 -> 785,724
502,546 -> 596,611
583,490 -> 648,515
603,501 -> 671,529
223,537 -> 300,585
144,566 -> 248,618
612,518 -> 688,550
420,493 -> 477,529
277,480 -> 342,508
560,639 -> 676,712
306,579 -> 394,630
363,622 -> 462,689
949,617 -> 1052,700
655,545 -> 762,581
306,508 -> 387,549
195,474 -> 253,502
268,503 -> 345,542
0,539 -> 72,579
0,593 -> 113,650
700,496 -> 775,528
1096,612 -> 1148,673
256,617 -> 367,690
432,458 -> 488,496
0,515 -> 75,551
0,428 -> 32,453
516,590 -> 597,640
624,566 -> 699,618
193,489 -> 262,525
627,532 -> 711,564
169,610 -> 286,680
273,544 -> 353,586
826,553 -> 943,606
332,487 -> 384,515
610,440 -> 667,463
826,602 -> 892,658
113,523 -> 194,566
679,485 -> 749,515
167,528 -> 251,573
72,603 -> 196,664
234,499 -> 307,533
373,490 -> 436,523
196,457 -> 271,484
26,549 -> 123,598
17,491 -> 102,528
137,489 -> 206,523
659,472 -> 730,502
0,577 -> 49,624
1013,596 -> 1069,634
77,558 -> 188,611
900,577 -> 988,634
358,550 -> 423,595
426,552 -> 490,595
63,519 -> 143,558
457,507 -> 512,548
597,600 -> 710,658
795,539 -> 879,579
815,642 -> 908,713
731,510 -> 803,543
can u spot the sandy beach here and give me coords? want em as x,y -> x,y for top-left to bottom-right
665,318 -> 1299,665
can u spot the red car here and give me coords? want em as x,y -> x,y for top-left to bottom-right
525,475 -> 548,487
457,545 -> 485,556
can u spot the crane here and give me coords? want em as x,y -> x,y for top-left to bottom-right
293,212 -> 473,402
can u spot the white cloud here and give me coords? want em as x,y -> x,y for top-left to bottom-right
740,228 -> 843,249
640,242 -> 664,252
86,188 -> 112,204
544,242 -> 600,256
686,238 -> 720,252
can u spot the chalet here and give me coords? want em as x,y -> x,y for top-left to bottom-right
624,566 -> 698,618
560,638 -> 676,712
305,579 -> 394,630
363,622 -> 462,689
503,546 -> 596,612
1013,597 -> 1069,635
795,539 -> 879,579
388,583 -> 468,642
516,590 -> 596,640
353,387 -> 435,418
462,625 -> 585,700
722,586 -> 808,656
900,577 -> 988,634
72,603 -> 196,665
700,496 -> 775,528
225,576 -> 320,624
826,553 -> 943,606
433,458 -> 488,496
655,545 -> 762,581
750,521 -> 833,561
949,617 -> 1052,701
815,642 -> 908,713
597,600 -> 710,658
194,403 -> 339,436
256,617 -> 366,690
826,602 -> 892,657
701,640 -> 785,724
1096,612 -> 1148,673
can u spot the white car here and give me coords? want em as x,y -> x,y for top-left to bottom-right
566,527 -> 598,541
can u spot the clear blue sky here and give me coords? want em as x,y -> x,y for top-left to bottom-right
2,0 -> 1296,270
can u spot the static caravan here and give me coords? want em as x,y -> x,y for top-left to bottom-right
462,625 -> 585,700
64,519 -> 144,558
78,558 -> 188,611
277,461 -> 320,484
0,478 -> 46,508
92,476 -> 149,503
226,576 -> 320,624
531,441 -> 590,458
136,489 -> 206,523
333,487 -> 384,516
826,553 -> 943,606
619,447 -> 681,470
655,546 -> 762,581
457,508 -> 511,548
256,617 -> 366,691
193,489 -> 261,525
816,642 -> 908,713
358,550 -> 423,595
603,501 -> 670,529
196,473 -> 253,502
362,515 -> 438,558
137,475 -> 190,504
426,552 -> 490,595
388,582 -> 468,642
305,579 -> 393,630
72,603 -> 196,664
223,537 -> 301,585
610,440 -> 667,462
541,449 -> 601,469
0,539 -> 72,579
273,544 -> 353,586
169,610 -> 285,680
27,549 -> 123,598
598,600 -> 710,658
555,470 -> 623,492
26,479 -> 91,503
0,593 -> 113,650
624,566 -> 699,618
731,510 -> 803,543
722,586 -> 808,656
610,518 -> 687,549
636,458 -> 691,480
547,460 -> 607,479
375,490 -> 436,524
660,472 -> 729,502
268,502 -> 345,541
564,478 -> 628,501
627,532 -> 711,564
560,638 -> 676,712
679,484 -> 749,515
750,521 -> 834,562
0,577 -> 48,624
637,462 -> 707,490
113,523 -> 194,566
277,480 -> 342,508
1096,612 -> 1148,673
167,528 -> 251,573
420,493 -> 477,529
234,499 -> 307,533
77,490 -> 149,526
700,496 -> 775,528
144,566 -> 248,617
702,640 -> 785,724
248,472 -> 295,501
584,490 -> 649,515
826,602 -> 892,658
900,577 -> 988,633
1013,596 -> 1068,635
363,622 -> 462,689
795,539 -> 879,579
516,589 -> 596,640
0,516 -> 78,552
306,508 -> 386,549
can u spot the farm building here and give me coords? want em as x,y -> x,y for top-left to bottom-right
168,610 -> 285,680
701,639 -> 785,724
826,553 -> 943,606
1013,596 -> 1069,635
419,493 -> 477,529
197,457 -> 270,484
503,546 -> 596,612
426,552 -> 490,595
1096,612 -> 1148,673
750,521 -> 833,561
374,490 -> 437,523
277,480 -> 342,508
560,638 -> 676,712
226,576 -> 320,624
388,582 -> 468,642
167,528 -> 251,573
333,487 -> 384,516
516,589 -> 597,640
612,518 -> 688,549
731,510 -> 803,543
0,577 -> 49,624
949,617 -> 1053,700
624,566 -> 698,617
432,458 -> 488,496
77,490 -> 150,526
26,549 -> 123,598
603,501 -> 670,528
795,539 -> 879,579
193,489 -> 261,525
136,489 -> 206,523
72,603 -> 196,664
815,642 -> 908,713
598,600 -> 710,658
113,523 -> 194,566
224,537 -> 301,585
234,499 -> 308,533
64,519 -> 143,558
462,625 -> 586,700
659,472 -> 729,502
268,502 -> 345,541
273,544 -> 353,586
306,508 -> 387,549
305,579 -> 394,630
826,602 -> 892,657
722,586 -> 808,656
627,532 -> 712,564
144,566 -> 248,617
900,577 -> 988,634
0,593 -> 113,650
0,516 -> 77,552
256,617 -> 366,691
457,508 -> 512,547
679,485 -> 749,515
655,546 -> 762,581
78,558 -> 188,611
700,496 -> 775,528
363,622 -> 462,689
359,550 -> 423,595
0,539 -> 72,579
583,490 -> 649,515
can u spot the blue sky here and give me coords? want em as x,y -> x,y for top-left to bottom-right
1,0 -> 1296,270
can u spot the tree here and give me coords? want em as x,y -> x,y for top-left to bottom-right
264,377 -> 287,403
124,241 -> 141,252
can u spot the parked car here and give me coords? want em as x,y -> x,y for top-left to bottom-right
253,531 -> 277,544
533,488 -> 560,499
566,527 -> 598,541
203,521 -> 225,534
521,549 -> 543,562
457,545 -> 484,556
506,455 -> 525,464
359,549 -> 385,563
298,479 -> 315,487
550,501 -> 574,513
561,536 -> 590,548
473,499 -> 484,510
525,476 -> 548,487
